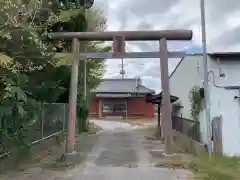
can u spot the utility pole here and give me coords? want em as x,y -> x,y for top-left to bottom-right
120,58 -> 125,79
83,8 -> 87,100
200,0 -> 212,157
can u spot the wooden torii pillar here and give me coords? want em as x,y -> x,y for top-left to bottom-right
48,30 -> 192,156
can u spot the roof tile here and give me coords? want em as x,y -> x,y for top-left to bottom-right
91,78 -> 154,93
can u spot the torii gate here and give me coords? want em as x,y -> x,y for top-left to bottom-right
48,30 -> 192,157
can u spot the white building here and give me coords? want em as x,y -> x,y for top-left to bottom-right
169,52 -> 240,156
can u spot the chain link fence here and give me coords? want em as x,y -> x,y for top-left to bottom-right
31,103 -> 67,144
0,103 -> 67,157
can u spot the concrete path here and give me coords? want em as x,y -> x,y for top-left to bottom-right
64,120 -> 194,180
1,120 -> 194,180
90,119 -> 141,132
65,130 -> 193,180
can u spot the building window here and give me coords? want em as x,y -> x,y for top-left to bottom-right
102,104 -> 113,113
114,103 -> 126,112
102,102 -> 126,113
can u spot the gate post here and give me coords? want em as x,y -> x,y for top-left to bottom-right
66,37 -> 80,154
159,38 -> 173,155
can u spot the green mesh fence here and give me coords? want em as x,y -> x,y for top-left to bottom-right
42,103 -> 67,138
0,103 -> 67,156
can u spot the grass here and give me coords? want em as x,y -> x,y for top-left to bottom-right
87,122 -> 102,134
0,127 -> 99,176
155,153 -> 193,170
155,154 -> 240,180
188,155 -> 240,180
155,161 -> 188,169
42,158 -> 76,171
144,135 -> 157,140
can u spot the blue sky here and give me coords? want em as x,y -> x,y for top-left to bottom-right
186,47 -> 202,54
94,0 -> 240,92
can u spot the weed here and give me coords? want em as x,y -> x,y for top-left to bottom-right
144,135 -> 156,140
42,159 -> 76,171
188,155 -> 240,180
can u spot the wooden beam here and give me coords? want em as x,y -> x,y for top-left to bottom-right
78,51 -> 185,59
48,30 -> 193,41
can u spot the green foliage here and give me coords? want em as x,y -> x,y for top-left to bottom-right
45,1 -> 110,92
188,155 -> 240,180
56,0 -> 94,10
0,78 -> 41,159
0,0 -> 108,159
0,0 -> 57,158
47,12 -> 88,52
188,86 -> 203,121
76,95 -> 89,133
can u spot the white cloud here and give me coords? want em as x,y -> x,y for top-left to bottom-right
95,0 -> 240,93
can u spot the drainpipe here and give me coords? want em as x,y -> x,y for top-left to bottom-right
208,71 -> 240,90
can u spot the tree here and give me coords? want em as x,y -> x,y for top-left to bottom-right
0,0 -> 109,103
0,0 -> 61,155
0,0 -> 56,87
43,1 -> 110,98
0,0 -> 110,156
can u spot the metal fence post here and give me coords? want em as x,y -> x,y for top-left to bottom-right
63,103 -> 66,131
41,103 -> 44,139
